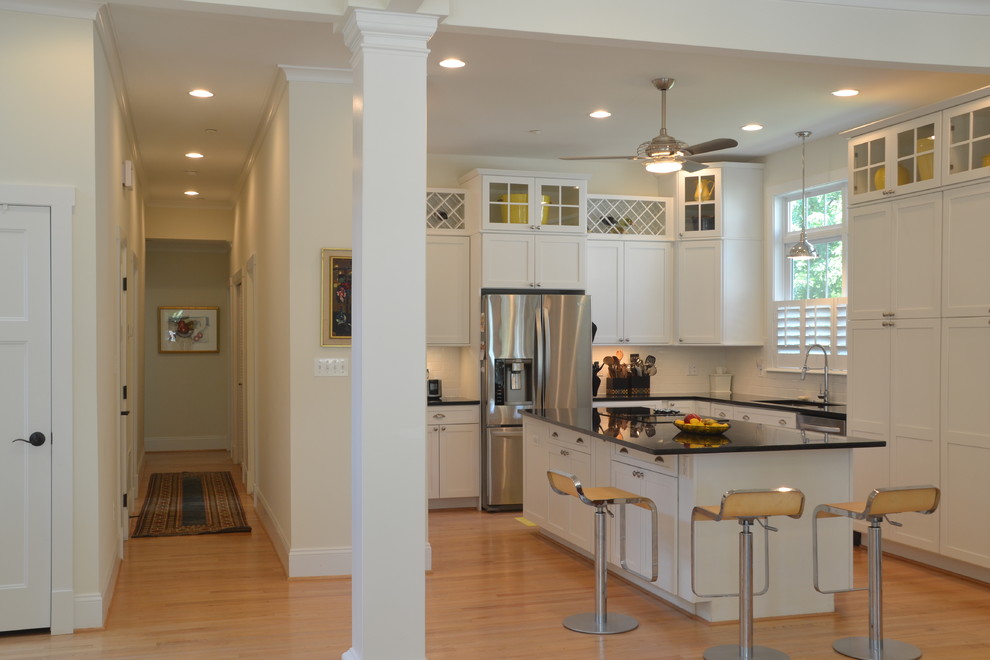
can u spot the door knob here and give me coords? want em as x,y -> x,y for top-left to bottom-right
13,432 -> 46,447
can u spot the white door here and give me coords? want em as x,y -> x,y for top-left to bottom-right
0,204 -> 52,631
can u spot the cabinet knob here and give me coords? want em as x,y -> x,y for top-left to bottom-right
619,448 -> 629,454
551,431 -> 559,438
441,426 -> 446,431
433,426 -> 439,431
433,413 -> 445,419
560,449 -> 569,456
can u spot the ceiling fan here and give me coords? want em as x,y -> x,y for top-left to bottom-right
560,77 -> 738,173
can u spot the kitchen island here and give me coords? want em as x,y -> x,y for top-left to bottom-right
521,407 -> 885,622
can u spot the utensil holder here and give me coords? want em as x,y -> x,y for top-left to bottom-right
629,376 -> 650,397
709,373 -> 732,396
606,378 -> 630,397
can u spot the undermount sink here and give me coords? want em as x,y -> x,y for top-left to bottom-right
756,398 -> 844,408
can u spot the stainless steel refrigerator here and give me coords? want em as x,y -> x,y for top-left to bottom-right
481,292 -> 592,512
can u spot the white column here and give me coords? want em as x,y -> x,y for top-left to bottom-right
342,9 -> 437,660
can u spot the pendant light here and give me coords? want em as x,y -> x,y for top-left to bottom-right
788,130 -> 819,260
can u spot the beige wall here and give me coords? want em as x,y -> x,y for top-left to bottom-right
143,247 -> 231,451
145,206 -> 234,241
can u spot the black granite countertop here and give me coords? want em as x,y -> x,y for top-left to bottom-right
593,392 -> 847,420
521,407 -> 883,456
427,397 -> 480,407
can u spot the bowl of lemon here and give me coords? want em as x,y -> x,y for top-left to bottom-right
673,414 -> 730,435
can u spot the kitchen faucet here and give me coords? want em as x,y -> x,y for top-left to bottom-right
801,344 -> 830,404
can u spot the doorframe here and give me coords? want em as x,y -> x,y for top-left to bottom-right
0,183 -> 75,634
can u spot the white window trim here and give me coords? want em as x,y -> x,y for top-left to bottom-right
769,178 -> 848,372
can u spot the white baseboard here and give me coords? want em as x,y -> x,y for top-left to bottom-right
51,588 -> 74,634
288,546 -> 352,578
73,592 -> 104,630
144,435 -> 229,452
253,487 -> 290,574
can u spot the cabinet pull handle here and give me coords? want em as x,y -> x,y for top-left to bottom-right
619,447 -> 629,454
433,413 -> 445,419
742,414 -> 751,421
560,449 -> 569,456
576,437 -> 584,444
441,426 -> 446,431
551,431 -> 559,438
433,426 -> 439,431
778,419 -> 787,426
654,456 -> 665,463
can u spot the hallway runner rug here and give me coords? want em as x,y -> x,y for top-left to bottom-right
133,471 -> 252,537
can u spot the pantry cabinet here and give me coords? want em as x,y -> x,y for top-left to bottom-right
939,317 -> 990,569
847,192 -> 942,321
943,95 -> 990,186
426,406 -> 480,506
848,112 -> 940,203
847,318 -> 941,552
942,182 -> 990,318
587,239 -> 672,345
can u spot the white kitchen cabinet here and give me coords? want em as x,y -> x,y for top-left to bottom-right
675,238 -> 763,345
426,406 -> 480,506
731,406 -> 796,428
939,317 -> 990,569
459,169 -> 589,234
675,162 -> 763,240
545,427 -> 594,553
848,318 -> 941,551
523,418 -> 550,528
610,459 -> 678,594
479,232 -> 585,290
848,112 -> 940,204
943,95 -> 990,187
587,239 -> 672,345
847,193 -> 942,321
942,182 -> 990,318
426,235 -> 470,345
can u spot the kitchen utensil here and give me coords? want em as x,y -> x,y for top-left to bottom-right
615,350 -> 623,361
647,366 -> 657,376
645,355 -> 656,367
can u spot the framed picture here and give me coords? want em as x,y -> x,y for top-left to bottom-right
321,248 -> 352,346
158,307 -> 220,353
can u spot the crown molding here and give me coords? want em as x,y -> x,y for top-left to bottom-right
0,0 -> 101,19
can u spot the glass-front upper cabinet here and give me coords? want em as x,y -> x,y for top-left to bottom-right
678,170 -> 720,238
944,96 -> 990,186
466,171 -> 587,233
848,113 -> 940,204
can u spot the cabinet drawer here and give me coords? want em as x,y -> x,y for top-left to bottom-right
547,426 -> 592,454
426,407 -> 478,425
734,407 -> 795,428
611,444 -> 677,477
710,404 -> 733,419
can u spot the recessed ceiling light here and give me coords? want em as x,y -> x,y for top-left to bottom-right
741,123 -> 763,132
832,89 -> 859,97
185,170 -> 199,176
438,58 -> 465,69
589,110 -> 611,119
185,152 -> 204,159
184,190 -> 199,196
189,89 -> 214,98
205,128 -> 218,135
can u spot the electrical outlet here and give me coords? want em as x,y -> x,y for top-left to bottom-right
687,364 -> 698,376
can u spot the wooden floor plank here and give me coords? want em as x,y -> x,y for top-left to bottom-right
1,450 -> 988,658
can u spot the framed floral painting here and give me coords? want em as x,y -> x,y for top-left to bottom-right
158,307 -> 219,353
321,248 -> 352,346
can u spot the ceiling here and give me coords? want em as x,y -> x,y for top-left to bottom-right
102,2 -> 990,207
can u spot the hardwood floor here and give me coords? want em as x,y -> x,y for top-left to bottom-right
2,450 -> 989,658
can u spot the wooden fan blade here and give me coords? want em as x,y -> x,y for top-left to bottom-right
682,138 -> 737,156
558,155 -> 638,161
681,159 -> 708,173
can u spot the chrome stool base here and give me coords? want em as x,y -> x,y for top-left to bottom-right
703,644 -> 790,660
563,612 -> 638,635
833,636 -> 922,660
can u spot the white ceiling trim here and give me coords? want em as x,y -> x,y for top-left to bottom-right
279,65 -> 353,84
783,0 -> 990,15
0,0 -> 100,19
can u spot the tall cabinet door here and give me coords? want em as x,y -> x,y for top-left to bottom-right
534,235 -> 586,290
426,236 -> 470,345
892,193 -> 942,319
942,182 -> 990,318
887,318 -> 941,550
623,241 -> 672,345
848,203 -> 892,321
940,317 -> 990,568
586,241 -> 622,344
676,240 -> 720,344
848,320 -> 891,500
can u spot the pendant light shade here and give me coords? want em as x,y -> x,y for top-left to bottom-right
788,130 -> 819,261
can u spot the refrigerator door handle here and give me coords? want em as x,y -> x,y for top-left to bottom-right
535,300 -> 547,410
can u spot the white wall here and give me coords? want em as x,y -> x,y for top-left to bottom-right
143,246 -> 232,451
145,206 -> 234,242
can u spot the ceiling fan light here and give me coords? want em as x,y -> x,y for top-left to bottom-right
645,159 -> 682,174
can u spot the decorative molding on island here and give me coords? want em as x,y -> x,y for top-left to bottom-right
520,407 -> 885,622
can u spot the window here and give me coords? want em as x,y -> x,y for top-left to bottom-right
773,181 -> 847,371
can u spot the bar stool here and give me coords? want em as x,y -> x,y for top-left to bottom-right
691,487 -> 806,660
812,485 -> 940,660
546,469 -> 658,634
